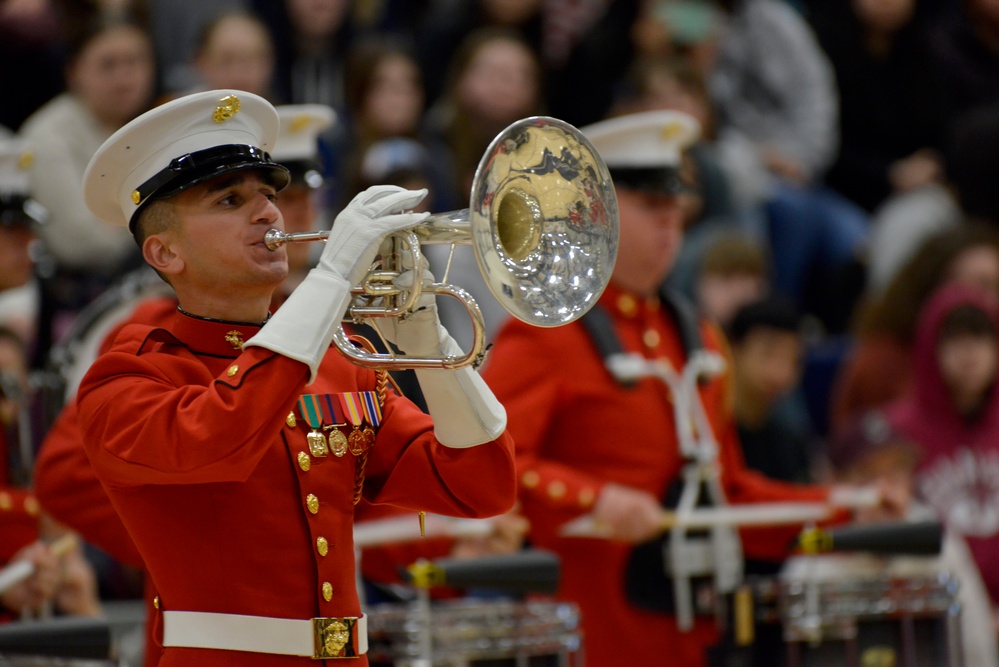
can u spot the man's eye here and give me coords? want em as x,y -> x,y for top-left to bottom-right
265,192 -> 278,203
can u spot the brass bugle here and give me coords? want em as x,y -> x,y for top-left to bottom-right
263,116 -> 618,372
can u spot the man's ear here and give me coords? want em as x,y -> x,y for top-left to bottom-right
143,234 -> 184,277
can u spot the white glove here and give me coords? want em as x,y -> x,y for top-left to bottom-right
320,186 -> 430,284
245,186 -> 429,383
374,266 -> 507,449
371,263 -> 441,357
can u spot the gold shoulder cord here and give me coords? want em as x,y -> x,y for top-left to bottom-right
347,335 -> 391,505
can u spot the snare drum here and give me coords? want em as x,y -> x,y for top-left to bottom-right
752,573 -> 962,667
365,598 -> 582,667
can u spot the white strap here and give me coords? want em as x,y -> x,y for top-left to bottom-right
162,611 -> 367,657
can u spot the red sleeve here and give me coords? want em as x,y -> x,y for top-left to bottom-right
703,324 -> 840,560
482,321 -> 608,526
359,383 -> 518,520
34,401 -> 144,568
0,487 -> 40,563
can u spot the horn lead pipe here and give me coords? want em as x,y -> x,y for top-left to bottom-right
264,229 -> 329,250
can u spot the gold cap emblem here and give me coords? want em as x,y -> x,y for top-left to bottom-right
661,122 -> 684,141
131,190 -> 142,205
290,115 -> 311,132
213,94 -> 242,123
17,151 -> 33,170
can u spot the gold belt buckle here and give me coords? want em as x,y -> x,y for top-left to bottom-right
312,616 -> 359,659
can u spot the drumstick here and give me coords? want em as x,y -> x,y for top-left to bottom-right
658,503 -> 835,530
560,501 -> 857,538
558,486 -> 885,538
353,515 -> 494,549
0,534 -> 79,596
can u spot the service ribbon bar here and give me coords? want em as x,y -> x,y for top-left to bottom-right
297,394 -> 329,429
339,393 -> 364,427
360,391 -> 382,427
323,394 -> 343,425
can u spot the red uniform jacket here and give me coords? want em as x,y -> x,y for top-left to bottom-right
483,284 -> 830,667
0,430 -> 39,565
0,427 -> 41,621
76,310 -> 515,667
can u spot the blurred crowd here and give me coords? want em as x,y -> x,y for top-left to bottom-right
3,0 -> 999,660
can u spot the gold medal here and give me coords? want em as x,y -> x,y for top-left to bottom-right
307,430 -> 328,458
348,426 -> 367,456
328,427 -> 348,457
362,426 -> 376,451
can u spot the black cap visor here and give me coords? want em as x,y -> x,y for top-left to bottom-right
609,166 -> 689,196
129,144 -> 291,231
280,158 -> 325,189
0,193 -> 47,227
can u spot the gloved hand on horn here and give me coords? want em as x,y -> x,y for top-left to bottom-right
245,186 -> 429,383
373,243 -> 507,449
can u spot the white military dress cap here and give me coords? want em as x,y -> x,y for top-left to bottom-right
580,110 -> 701,194
83,89 -> 290,232
0,138 -> 47,226
272,104 -> 336,189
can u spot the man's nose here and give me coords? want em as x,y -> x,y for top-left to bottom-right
254,195 -> 280,223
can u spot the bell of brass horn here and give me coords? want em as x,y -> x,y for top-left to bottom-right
266,116 -> 619,370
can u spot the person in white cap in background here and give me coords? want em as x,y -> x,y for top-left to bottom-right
0,140 -> 46,345
270,104 -> 336,304
483,110 -> 903,667
70,89 -> 515,666
0,137 -> 102,628
0,138 -> 58,619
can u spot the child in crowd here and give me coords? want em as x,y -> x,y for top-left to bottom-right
693,231 -> 769,329
728,298 -> 815,485
830,282 -> 999,648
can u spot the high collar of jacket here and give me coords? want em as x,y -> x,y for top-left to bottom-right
170,310 -> 265,358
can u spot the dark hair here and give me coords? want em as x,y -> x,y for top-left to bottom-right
938,304 -> 997,341
133,199 -> 177,285
858,223 -> 999,341
63,9 -> 150,66
728,297 -> 802,344
946,103 -> 999,225
344,37 -> 421,117
441,26 -> 541,107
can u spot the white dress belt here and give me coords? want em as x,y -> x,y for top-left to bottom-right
162,610 -> 368,659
